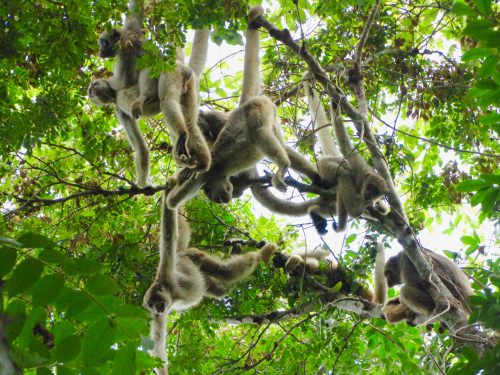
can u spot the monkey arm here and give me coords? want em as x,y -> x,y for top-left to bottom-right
284,146 -> 322,185
149,313 -> 168,375
115,109 -> 151,187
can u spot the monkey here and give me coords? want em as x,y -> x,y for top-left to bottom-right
303,76 -> 388,232
143,187 -> 276,372
280,248 -> 374,301
90,19 -> 212,184
284,248 -> 334,274
143,191 -> 277,314
373,242 -> 387,305
97,0 -> 145,91
377,246 -> 473,325
330,95 -> 389,210
166,6 -> 322,209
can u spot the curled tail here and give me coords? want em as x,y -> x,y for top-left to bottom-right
373,242 -> 387,304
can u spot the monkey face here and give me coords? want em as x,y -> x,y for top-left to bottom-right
203,179 -> 233,204
384,256 -> 401,287
362,174 -> 389,201
143,282 -> 172,315
88,79 -> 116,105
98,29 -> 121,58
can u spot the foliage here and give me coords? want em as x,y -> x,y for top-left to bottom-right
0,0 -> 499,374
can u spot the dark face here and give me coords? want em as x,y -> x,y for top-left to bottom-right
384,256 -> 401,287
88,79 -> 115,105
98,29 -> 121,58
143,283 -> 172,315
203,178 -> 233,204
362,174 -> 389,201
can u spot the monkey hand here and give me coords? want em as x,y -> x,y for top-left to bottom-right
259,243 -> 276,264
284,254 -> 303,273
143,281 -> 172,315
130,97 -> 144,119
271,173 -> 288,193
174,132 -> 211,172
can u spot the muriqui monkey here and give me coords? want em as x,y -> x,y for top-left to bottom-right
281,248 -> 375,301
303,76 -> 389,232
143,188 -> 276,372
88,3 -> 212,185
166,6 -> 321,209
374,244 -> 473,325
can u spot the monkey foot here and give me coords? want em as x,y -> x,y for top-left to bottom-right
260,243 -> 276,264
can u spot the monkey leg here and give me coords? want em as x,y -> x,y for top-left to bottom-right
186,244 -> 275,284
130,69 -> 158,119
165,173 -> 205,209
205,276 -> 229,298
382,297 -> 416,324
400,285 -> 435,315
179,76 -> 211,172
284,146 -> 322,184
255,126 -> 290,192
116,109 -> 151,187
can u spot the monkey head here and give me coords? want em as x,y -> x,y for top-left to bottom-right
98,29 -> 122,58
143,281 -> 173,315
362,173 -> 389,202
88,79 -> 116,106
203,177 -> 233,204
384,255 -> 402,287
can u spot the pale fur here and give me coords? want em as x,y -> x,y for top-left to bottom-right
89,28 -> 212,184
166,6 -> 321,209
382,249 -> 473,325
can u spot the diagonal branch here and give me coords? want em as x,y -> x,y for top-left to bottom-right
252,13 -> 406,220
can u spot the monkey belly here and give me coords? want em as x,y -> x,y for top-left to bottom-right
116,86 -> 160,118
170,258 -> 206,311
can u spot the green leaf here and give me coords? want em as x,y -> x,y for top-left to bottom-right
461,235 -> 480,245
450,2 -> 477,16
463,20 -> 495,40
38,248 -> 68,264
462,48 -> 492,61
82,318 -> 116,366
6,258 -> 44,297
481,188 -> 499,212
345,234 -> 356,245
0,247 -> 17,278
31,274 -> 65,306
18,233 -> 57,249
112,342 -> 137,375
457,179 -> 488,192
65,257 -> 102,276
86,274 -> 119,295
37,368 -> 53,375
474,0 -> 492,15
55,334 -> 81,362
55,289 -> 92,318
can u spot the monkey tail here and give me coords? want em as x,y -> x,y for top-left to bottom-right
150,313 -> 168,375
302,74 -> 340,157
373,242 -> 387,304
